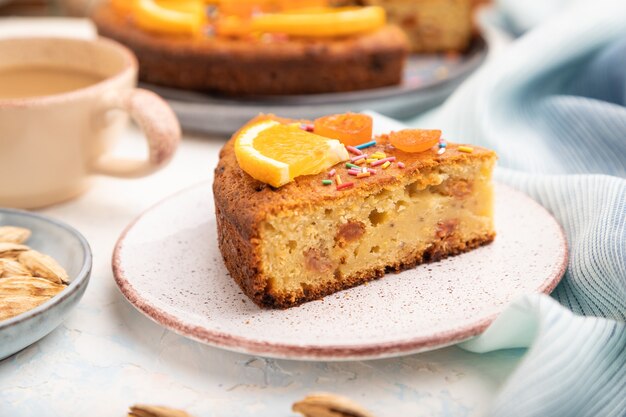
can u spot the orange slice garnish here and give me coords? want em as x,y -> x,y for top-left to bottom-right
389,129 -> 441,153
134,0 -> 204,35
219,0 -> 330,16
156,0 -> 204,14
111,0 -> 134,13
250,6 -> 386,37
215,15 -> 252,37
234,119 -> 349,187
314,113 -> 373,147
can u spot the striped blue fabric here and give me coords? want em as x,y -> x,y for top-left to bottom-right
402,0 -> 626,415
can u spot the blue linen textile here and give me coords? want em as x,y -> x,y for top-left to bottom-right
404,0 -> 626,415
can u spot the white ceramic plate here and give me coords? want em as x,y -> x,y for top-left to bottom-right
113,182 -> 567,361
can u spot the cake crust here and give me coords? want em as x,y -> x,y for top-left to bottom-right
214,116 -> 496,308
92,5 -> 409,95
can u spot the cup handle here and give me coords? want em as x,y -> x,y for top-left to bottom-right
92,88 -> 181,178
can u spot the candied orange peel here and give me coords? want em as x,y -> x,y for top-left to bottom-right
314,113 -> 373,147
388,129 -> 442,153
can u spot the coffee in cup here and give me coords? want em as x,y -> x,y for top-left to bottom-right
0,37 -> 181,209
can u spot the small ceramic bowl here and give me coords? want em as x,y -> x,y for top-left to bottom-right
0,208 -> 92,360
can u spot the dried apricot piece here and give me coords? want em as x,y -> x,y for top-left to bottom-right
314,113 -> 373,147
389,129 -> 441,153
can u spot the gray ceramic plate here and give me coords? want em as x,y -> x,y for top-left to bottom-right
0,208 -> 92,360
143,37 -> 487,135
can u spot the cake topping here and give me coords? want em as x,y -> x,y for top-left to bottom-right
250,7 -> 386,38
133,0 -> 205,35
350,154 -> 367,163
232,113 -> 467,192
336,182 -> 354,191
458,146 -> 474,153
115,1 -> 386,39
314,113 -> 373,147
354,140 -> 377,150
234,118 -> 349,188
345,145 -> 363,156
437,140 -> 448,155
370,156 -> 396,167
388,129 -> 442,153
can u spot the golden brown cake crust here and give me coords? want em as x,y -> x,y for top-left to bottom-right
91,5 -> 409,95
213,116 -> 496,308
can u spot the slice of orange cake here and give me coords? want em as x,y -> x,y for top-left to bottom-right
213,114 -> 496,308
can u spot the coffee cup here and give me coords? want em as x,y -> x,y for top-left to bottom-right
0,37 -> 181,209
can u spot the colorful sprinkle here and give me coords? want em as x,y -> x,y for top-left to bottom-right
371,152 -> 386,159
346,145 -> 363,155
365,158 -> 377,164
381,161 -> 391,169
336,175 -> 343,185
397,162 -> 405,169
355,140 -> 376,150
350,154 -> 367,162
367,168 -> 377,174
336,182 -> 354,191
437,148 -> 447,155
438,142 -> 447,148
300,123 -> 314,132
328,169 -> 336,177
357,172 -> 371,178
346,162 -> 360,169
322,179 -> 332,185
370,156 -> 397,167
347,170 -> 360,176
355,158 -> 366,165
458,146 -> 474,153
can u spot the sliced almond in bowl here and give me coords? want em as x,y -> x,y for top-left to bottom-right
0,259 -> 31,278
0,242 -> 30,259
17,250 -> 69,285
0,276 -> 66,321
0,226 -> 31,244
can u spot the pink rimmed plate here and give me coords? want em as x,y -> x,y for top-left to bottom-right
112,182 -> 567,361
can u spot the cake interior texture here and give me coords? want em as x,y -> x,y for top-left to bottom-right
257,158 -> 495,306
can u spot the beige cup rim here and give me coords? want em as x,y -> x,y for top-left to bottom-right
0,36 -> 138,108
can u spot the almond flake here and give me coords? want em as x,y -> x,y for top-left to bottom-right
18,250 -> 69,285
293,393 -> 375,417
0,226 -> 31,244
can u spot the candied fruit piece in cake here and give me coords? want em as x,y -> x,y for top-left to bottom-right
314,113 -> 374,147
389,129 -> 441,153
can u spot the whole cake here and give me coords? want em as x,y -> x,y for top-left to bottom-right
213,113 -> 496,308
92,1 -> 409,95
